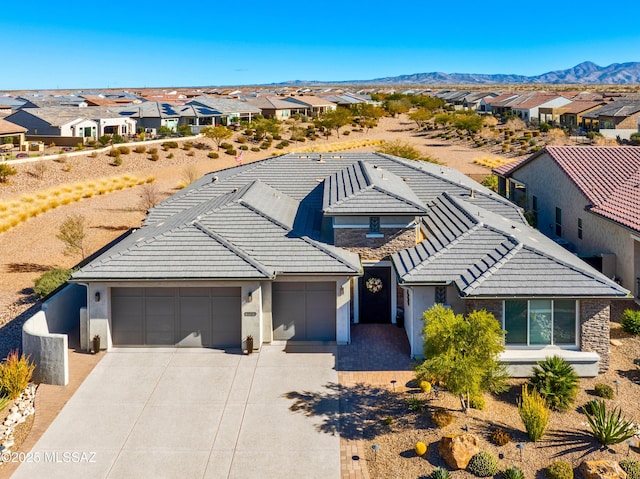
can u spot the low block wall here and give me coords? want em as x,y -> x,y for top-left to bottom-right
22,311 -> 69,386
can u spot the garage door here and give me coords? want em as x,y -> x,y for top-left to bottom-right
272,282 -> 336,341
111,287 -> 241,347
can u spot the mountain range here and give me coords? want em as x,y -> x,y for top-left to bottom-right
277,61 -> 640,86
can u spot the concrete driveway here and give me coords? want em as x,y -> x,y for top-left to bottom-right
13,345 -> 340,479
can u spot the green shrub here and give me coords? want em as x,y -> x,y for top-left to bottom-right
0,163 -> 18,182
161,141 -> 179,149
530,356 -> 579,411
431,467 -> 450,479
470,395 -> 486,410
490,427 -> 511,446
501,466 -> 525,479
251,147 -> 261,152
220,142 -> 233,150
406,395 -> 426,412
431,409 -> 454,428
208,152 -> 219,159
621,309 -> 640,335
630,132 -> 640,146
582,400 -> 636,445
225,148 -> 237,156
117,146 -> 130,155
134,145 -> 146,154
593,383 -> 614,399
108,148 -> 120,158
111,134 -> 124,144
343,130 -> 351,135
149,153 -> 159,161
167,153 -> 174,159
619,460 -> 640,479
98,135 -> 111,146
518,384 -> 550,442
467,451 -> 499,477
545,461 -> 573,479
148,147 -> 158,155
112,156 -> 123,166
0,351 -> 35,400
239,145 -> 248,150
34,268 -> 73,298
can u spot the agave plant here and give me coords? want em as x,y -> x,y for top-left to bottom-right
582,400 -> 637,445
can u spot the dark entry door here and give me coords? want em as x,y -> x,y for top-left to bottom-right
359,266 -> 391,323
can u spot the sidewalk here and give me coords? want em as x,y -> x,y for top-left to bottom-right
0,348 -> 103,479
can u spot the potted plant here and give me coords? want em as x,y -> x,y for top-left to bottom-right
246,335 -> 254,355
92,334 -> 101,354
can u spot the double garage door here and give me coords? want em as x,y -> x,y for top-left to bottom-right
272,282 -> 336,341
111,287 -> 241,348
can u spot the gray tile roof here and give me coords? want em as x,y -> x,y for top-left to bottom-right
392,194 -> 628,297
73,180 -> 360,281
322,161 -> 427,215
187,96 -> 262,115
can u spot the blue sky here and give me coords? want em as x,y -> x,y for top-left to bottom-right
2,0 -> 639,90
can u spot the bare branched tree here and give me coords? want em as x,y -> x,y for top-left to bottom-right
57,214 -> 87,258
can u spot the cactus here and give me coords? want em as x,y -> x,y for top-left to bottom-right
619,460 -> 640,479
502,466 -> 525,479
415,441 -> 427,456
431,467 -> 450,479
490,427 -> 511,446
467,451 -> 499,477
545,461 -> 573,479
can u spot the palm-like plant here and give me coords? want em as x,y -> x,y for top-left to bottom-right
582,400 -> 637,445
529,356 -> 579,411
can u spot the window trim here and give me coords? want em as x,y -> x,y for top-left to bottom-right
502,299 -> 579,349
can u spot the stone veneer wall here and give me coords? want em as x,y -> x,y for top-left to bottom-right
334,228 -> 415,261
580,300 -> 611,373
465,299 -> 503,321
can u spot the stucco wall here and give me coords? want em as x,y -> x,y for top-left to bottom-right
22,311 -> 68,386
513,152 -> 636,291
42,283 -> 86,334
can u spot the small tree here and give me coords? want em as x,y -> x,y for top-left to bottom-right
314,108 -> 353,138
415,304 -> 509,411
201,125 -> 233,151
453,113 -> 484,136
408,108 -> 434,129
0,163 -> 18,183
57,214 -> 87,258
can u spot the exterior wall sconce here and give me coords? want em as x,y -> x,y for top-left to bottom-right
247,291 -> 253,303
339,285 -> 345,296
95,292 -> 101,302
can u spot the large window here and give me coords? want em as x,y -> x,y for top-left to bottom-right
504,299 -> 577,347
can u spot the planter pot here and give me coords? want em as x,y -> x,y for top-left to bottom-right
246,336 -> 254,355
92,336 -> 101,354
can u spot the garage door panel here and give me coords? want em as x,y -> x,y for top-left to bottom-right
272,282 -> 335,341
179,296 -> 211,347
111,287 -> 241,348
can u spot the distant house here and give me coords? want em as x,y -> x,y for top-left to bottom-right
281,96 -> 337,116
508,92 -> 572,123
186,96 -> 261,129
5,107 -> 135,139
494,145 -> 640,300
582,100 -> 640,139
0,118 -> 27,152
17,95 -> 88,109
538,100 -> 606,131
244,96 -> 307,120
317,93 -> 370,109
461,91 -> 499,111
481,92 -> 519,114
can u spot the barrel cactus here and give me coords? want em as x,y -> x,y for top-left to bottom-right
431,467 -> 451,479
468,451 -> 499,477
415,441 -> 427,456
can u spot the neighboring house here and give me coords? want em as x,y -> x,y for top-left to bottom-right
461,91 -> 499,111
71,152 -> 628,376
5,107 -> 135,138
281,96 -> 337,116
582,100 -> 640,140
481,92 -> 519,114
509,92 -> 572,123
244,96 -> 307,120
494,145 -> 640,301
539,101 -> 606,131
0,118 -> 27,152
317,93 -> 370,109
115,102 -> 183,133
17,95 -> 88,109
185,96 -> 261,129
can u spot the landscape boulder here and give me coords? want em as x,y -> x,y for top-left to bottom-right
438,433 -> 480,470
579,460 -> 627,479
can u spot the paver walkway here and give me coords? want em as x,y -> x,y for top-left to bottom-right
337,324 -> 414,479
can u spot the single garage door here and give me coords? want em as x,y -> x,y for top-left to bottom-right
111,287 -> 241,347
272,282 -> 336,341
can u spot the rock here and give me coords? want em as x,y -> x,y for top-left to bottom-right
438,433 -> 480,470
610,339 -> 623,347
580,460 -> 627,479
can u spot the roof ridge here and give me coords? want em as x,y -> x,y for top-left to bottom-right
193,221 -> 274,278
457,241 -> 522,295
238,197 -> 292,232
296,235 -> 361,273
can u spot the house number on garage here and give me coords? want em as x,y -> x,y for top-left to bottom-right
243,312 -> 257,317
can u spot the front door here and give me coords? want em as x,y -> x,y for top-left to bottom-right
359,266 -> 391,323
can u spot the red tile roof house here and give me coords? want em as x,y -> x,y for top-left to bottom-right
494,145 -> 640,304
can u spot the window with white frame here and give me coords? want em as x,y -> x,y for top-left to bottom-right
503,299 -> 577,346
